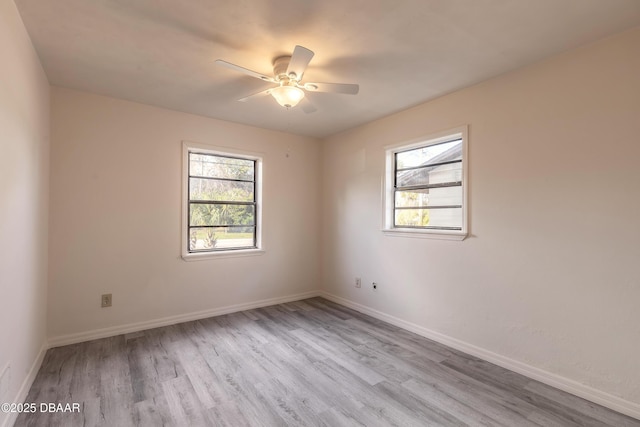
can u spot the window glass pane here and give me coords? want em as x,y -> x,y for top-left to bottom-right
189,178 -> 254,202
394,207 -> 462,229
189,203 -> 255,227
189,226 -> 255,251
396,138 -> 462,169
395,186 -> 462,208
396,161 -> 461,188
190,153 -> 254,181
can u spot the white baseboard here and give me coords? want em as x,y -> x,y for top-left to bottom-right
48,290 -> 321,348
320,291 -> 640,421
1,342 -> 47,427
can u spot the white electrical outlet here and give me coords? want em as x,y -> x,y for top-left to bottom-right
101,293 -> 112,307
355,277 -> 362,288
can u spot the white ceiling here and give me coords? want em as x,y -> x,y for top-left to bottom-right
15,0 -> 640,138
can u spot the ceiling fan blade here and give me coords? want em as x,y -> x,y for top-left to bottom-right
237,88 -> 274,102
286,45 -> 314,80
215,60 -> 275,82
300,97 -> 317,114
304,82 -> 359,95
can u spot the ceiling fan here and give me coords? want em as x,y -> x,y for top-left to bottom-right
215,45 -> 359,112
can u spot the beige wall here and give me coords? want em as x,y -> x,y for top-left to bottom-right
48,88 -> 321,338
321,27 -> 640,407
0,0 -> 50,425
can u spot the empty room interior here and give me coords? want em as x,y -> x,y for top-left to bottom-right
2,0 -> 640,426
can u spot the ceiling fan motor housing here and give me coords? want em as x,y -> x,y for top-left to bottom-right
273,56 -> 295,81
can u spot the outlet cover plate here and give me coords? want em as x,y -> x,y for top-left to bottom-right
101,293 -> 112,307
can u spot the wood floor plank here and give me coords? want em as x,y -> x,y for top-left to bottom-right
14,298 -> 640,427
206,400 -> 254,427
290,328 -> 386,386
162,374 -> 213,426
318,407 -> 368,427
81,397 -> 103,427
133,395 -> 173,427
311,359 -> 431,426
400,377 -> 505,427
343,316 -> 453,363
524,380 -> 640,427
97,336 -> 135,427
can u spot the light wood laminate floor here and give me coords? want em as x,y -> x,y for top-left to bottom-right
16,298 -> 640,426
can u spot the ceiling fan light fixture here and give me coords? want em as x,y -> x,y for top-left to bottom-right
216,45 -> 359,112
270,85 -> 304,108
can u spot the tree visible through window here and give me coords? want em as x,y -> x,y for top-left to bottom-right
384,127 -> 468,239
187,152 -> 257,252
394,138 -> 463,230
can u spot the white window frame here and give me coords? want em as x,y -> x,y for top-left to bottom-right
181,141 -> 264,261
383,126 -> 468,241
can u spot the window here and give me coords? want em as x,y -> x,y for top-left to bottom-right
182,142 -> 263,259
383,126 -> 468,240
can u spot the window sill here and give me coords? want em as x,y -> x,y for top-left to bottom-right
181,248 -> 265,261
382,228 -> 467,241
